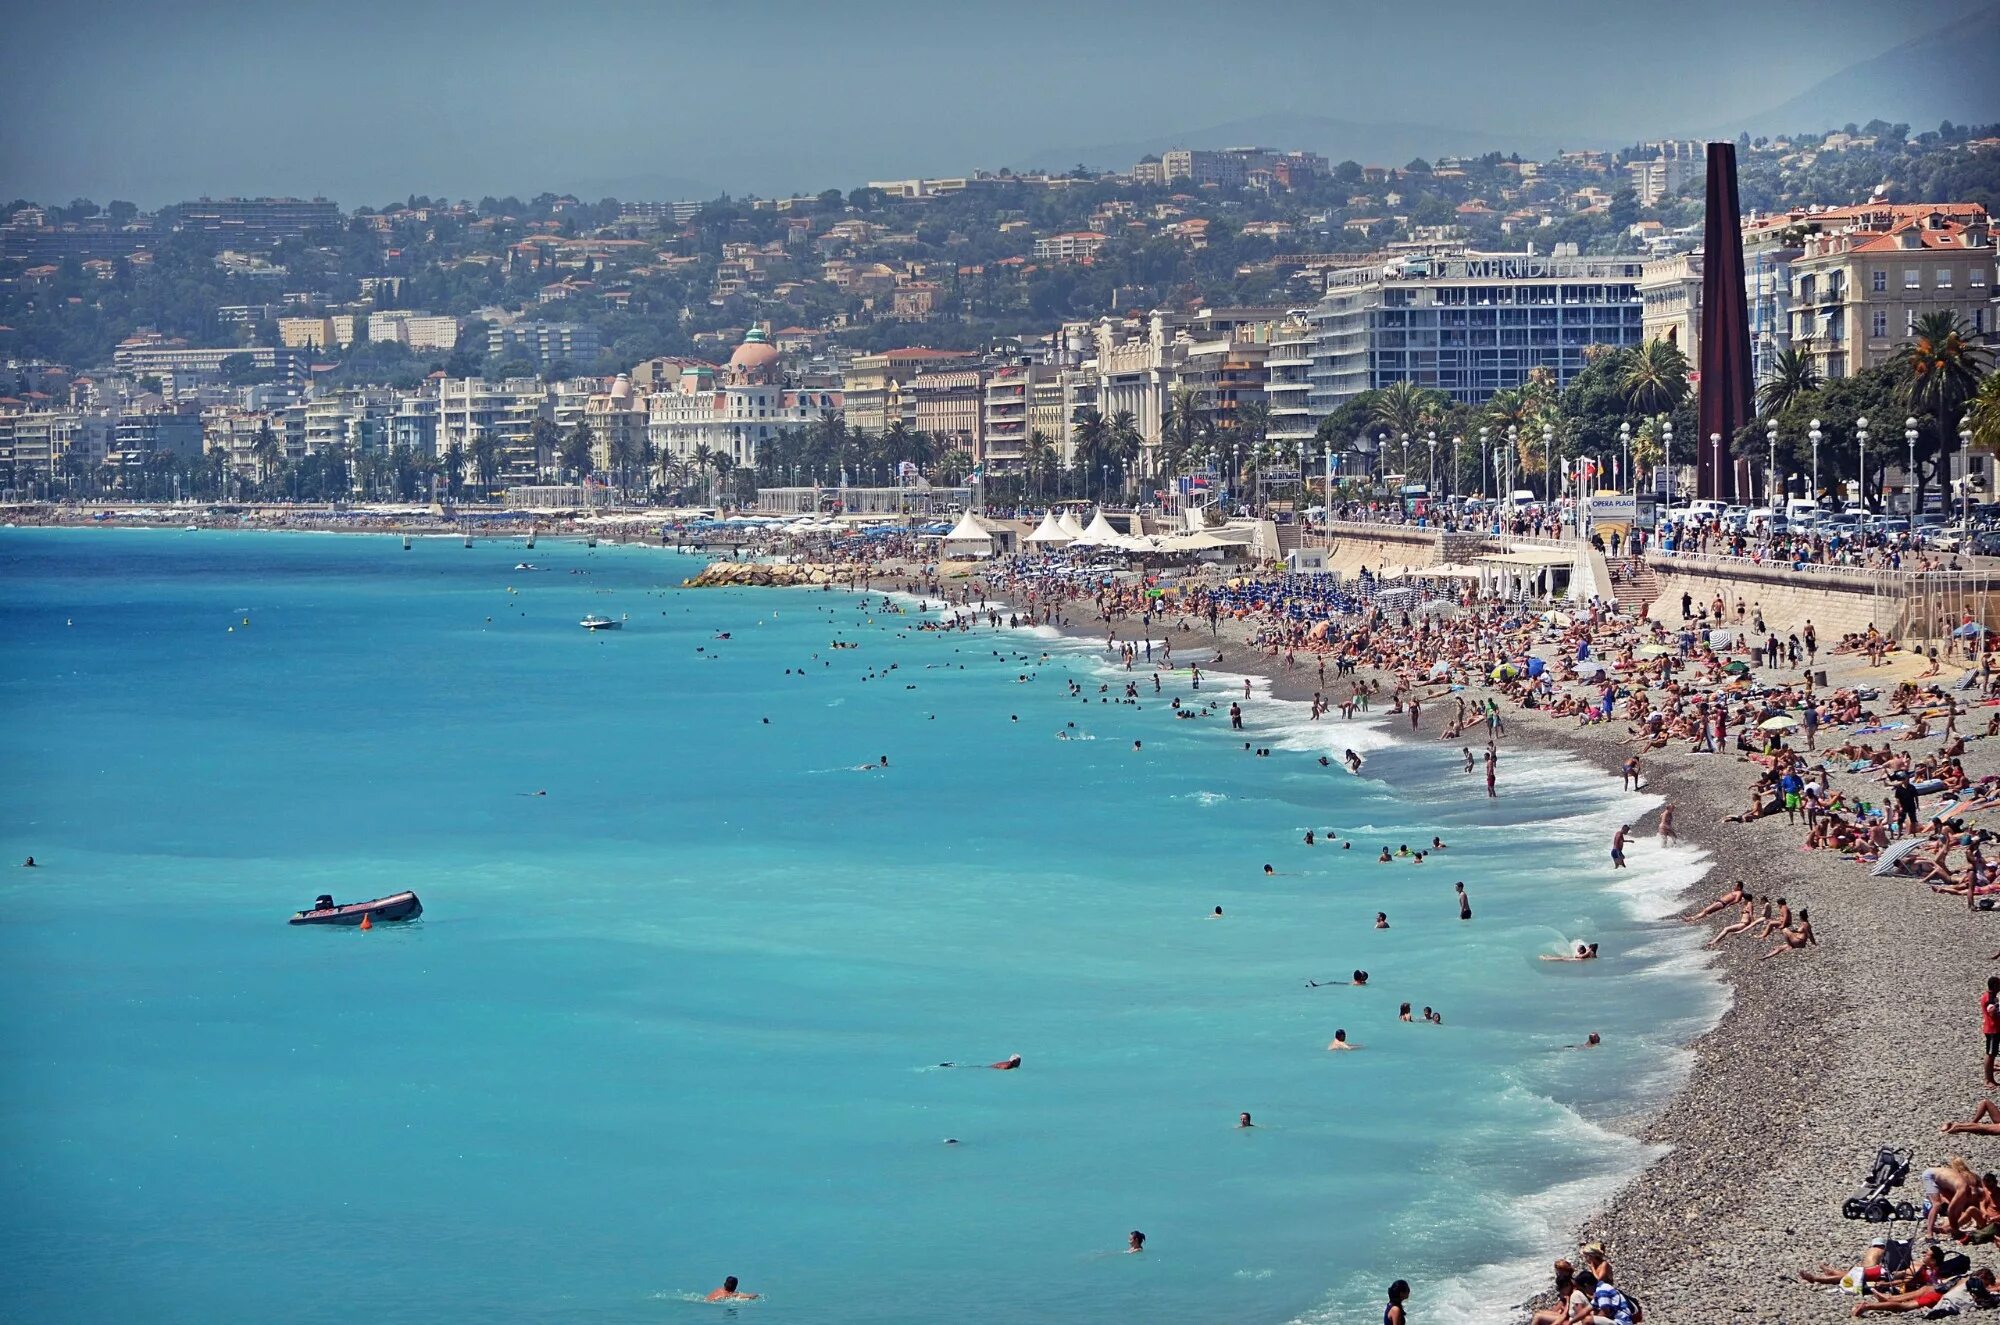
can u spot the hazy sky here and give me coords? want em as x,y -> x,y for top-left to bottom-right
0,0 -> 1983,208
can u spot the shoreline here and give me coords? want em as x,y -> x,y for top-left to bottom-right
15,519 -> 1997,1320
934,563 -> 1996,1321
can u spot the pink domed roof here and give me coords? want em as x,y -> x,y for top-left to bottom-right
728,328 -> 780,371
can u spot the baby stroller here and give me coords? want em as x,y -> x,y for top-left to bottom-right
1841,1146 -> 1920,1223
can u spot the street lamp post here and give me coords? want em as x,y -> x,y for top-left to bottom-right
1425,430 -> 1436,495
1505,425 -> 1518,502
1451,434 -> 1461,503
1809,419 -> 1821,507
1619,421 -> 1631,498
1855,416 -> 1869,511
1542,423 -> 1554,502
1962,425 -> 1974,528
1709,433 -> 1723,503
1478,426 -> 1490,499
1661,421 -> 1674,509
1767,421 -> 1779,509
1905,417 -> 1919,517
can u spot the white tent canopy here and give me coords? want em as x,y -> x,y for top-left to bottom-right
1056,511 -> 1086,539
941,511 -> 995,557
1025,512 -> 1071,544
1071,511 -> 1122,546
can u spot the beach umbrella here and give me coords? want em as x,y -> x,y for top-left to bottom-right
1758,715 -> 1798,731
1723,660 -> 1751,677
1636,644 -> 1672,658
1541,610 -> 1574,627
1869,837 -> 1927,877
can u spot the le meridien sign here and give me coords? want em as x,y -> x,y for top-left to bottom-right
1435,257 -> 1640,280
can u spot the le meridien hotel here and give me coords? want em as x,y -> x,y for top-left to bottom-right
1305,246 -> 1647,410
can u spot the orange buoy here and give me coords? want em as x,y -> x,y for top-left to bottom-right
358,912 -> 373,931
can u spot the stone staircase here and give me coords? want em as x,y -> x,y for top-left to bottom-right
1609,557 -> 1661,617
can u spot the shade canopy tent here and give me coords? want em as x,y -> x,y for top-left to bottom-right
1024,513 -> 1071,545
1473,547 -> 1580,603
1070,511 -> 1123,547
1055,511 -> 1087,540
940,511 -> 996,558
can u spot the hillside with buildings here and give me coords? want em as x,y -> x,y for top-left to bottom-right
1,121 -> 1995,509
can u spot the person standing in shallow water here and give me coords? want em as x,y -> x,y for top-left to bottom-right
1384,1278 -> 1410,1324
1455,882 -> 1471,920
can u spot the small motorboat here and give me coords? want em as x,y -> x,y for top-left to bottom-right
289,890 -> 423,926
515,562 -> 539,571
580,615 -> 622,630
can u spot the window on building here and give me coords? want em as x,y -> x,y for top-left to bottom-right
1872,270 -> 1887,292
1871,310 -> 1887,337
1972,266 -> 1989,288
1903,269 -> 1921,289
1977,309 -> 1988,335
1936,268 -> 1953,289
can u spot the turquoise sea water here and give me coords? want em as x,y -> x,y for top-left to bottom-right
0,528 -> 1721,1325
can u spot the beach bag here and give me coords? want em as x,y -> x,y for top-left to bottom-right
1626,1294 -> 1644,1323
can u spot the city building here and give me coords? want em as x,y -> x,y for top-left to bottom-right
5,410 -> 116,489
366,312 -> 459,352
110,343 -> 311,385
488,321 -> 601,371
1624,141 -> 1704,207
107,409 -> 204,471
168,197 -> 341,242
436,377 -> 553,487
982,364 -> 1064,474
584,374 -> 650,476
1639,250 -> 1703,357
1783,205 -> 1993,380
1033,232 -> 1107,264
839,347 -> 977,434
1305,246 -> 1647,418
1265,317 -> 1316,446
647,329 -> 840,471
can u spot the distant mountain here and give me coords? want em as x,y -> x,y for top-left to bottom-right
1719,7 -> 2000,139
1015,113 -> 1586,176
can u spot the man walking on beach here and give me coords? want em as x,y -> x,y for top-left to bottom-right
1983,976 -> 1999,1087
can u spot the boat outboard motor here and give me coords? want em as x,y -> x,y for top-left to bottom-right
313,894 -> 335,911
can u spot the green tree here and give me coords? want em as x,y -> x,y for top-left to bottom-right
1619,338 -> 1691,417
1757,346 -> 1822,418
1892,311 -> 1991,510
559,421 -> 594,482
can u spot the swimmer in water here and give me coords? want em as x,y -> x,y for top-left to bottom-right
1263,863 -> 1274,875
1303,830 -> 1315,845
1344,749 -> 1363,773
1377,847 -> 1392,863
1399,1002 -> 1414,1022
990,1054 -> 1022,1070
1375,912 -> 1389,928
1541,943 -> 1600,962
1128,1230 -> 1146,1253
21,856 -> 36,867
1565,1033 -> 1603,1049
1209,906 -> 1224,918
706,1276 -> 758,1302
1237,1112 -> 1255,1128
1327,1029 -> 1359,1050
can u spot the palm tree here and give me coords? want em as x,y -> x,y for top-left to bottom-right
1969,371 -> 2000,457
1757,345 -> 1822,417
469,435 -> 499,500
1620,338 -> 1691,416
1107,410 -> 1142,499
934,447 -> 974,486
708,451 -> 735,506
251,422 -> 283,496
691,443 -> 715,499
559,421 -> 594,483
1367,381 -> 1446,472
610,429 -> 644,497
441,442 -> 466,503
1161,385 -> 1207,474
1020,430 -> 1051,504
1894,312 -> 1992,510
